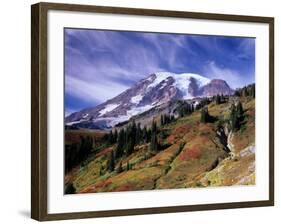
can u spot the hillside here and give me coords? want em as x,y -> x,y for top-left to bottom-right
64,94 -> 255,193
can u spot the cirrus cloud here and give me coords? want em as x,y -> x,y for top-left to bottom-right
65,28 -> 255,112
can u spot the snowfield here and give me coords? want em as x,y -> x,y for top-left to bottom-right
98,103 -> 120,117
82,113 -> 89,118
97,104 -> 154,127
130,94 -> 143,105
147,72 -> 211,99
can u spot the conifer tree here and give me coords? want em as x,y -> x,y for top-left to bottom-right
142,125 -> 147,143
65,183 -> 76,194
229,102 -> 244,132
236,101 -> 244,118
108,150 -> 115,172
126,161 -> 130,171
123,121 -> 137,156
200,107 -> 209,123
147,128 -> 152,143
113,129 -> 118,143
116,129 -> 125,158
215,94 -> 221,104
160,114 -> 164,126
108,130 -> 114,144
136,122 -> 142,144
150,120 -> 159,151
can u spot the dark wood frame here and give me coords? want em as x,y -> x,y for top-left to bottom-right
31,2 -> 274,221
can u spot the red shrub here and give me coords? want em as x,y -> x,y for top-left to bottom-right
173,124 -> 191,135
187,148 -> 202,159
95,180 -> 112,189
179,147 -> 201,161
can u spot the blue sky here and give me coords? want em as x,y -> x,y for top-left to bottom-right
64,28 -> 255,115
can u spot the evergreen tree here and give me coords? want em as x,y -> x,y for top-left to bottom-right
229,104 -> 236,123
200,107 -> 208,123
126,161 -> 130,171
234,83 -> 255,98
99,167 -> 102,176
136,122 -> 142,144
215,94 -> 221,104
234,89 -> 241,97
65,183 -> 76,194
236,101 -> 244,118
108,150 -> 115,172
116,129 -> 125,158
79,136 -> 93,161
108,130 -> 116,144
113,129 -> 118,143
229,102 -> 244,132
147,128 -> 152,143
251,85 -> 255,98
65,135 -> 94,173
221,94 -> 225,102
150,120 -> 159,151
160,114 -> 164,126
123,121 -> 137,156
142,125 -> 148,143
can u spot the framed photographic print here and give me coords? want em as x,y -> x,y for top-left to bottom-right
31,2 -> 274,221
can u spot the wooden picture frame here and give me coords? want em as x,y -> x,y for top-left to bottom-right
31,2 -> 274,221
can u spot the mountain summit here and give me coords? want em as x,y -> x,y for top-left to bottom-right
66,72 -> 234,129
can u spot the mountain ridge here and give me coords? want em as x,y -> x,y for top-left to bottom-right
66,72 -> 234,129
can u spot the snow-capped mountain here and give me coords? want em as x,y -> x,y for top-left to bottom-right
65,72 -> 233,129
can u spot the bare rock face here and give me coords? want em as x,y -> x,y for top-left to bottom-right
201,79 -> 234,96
66,73 -> 234,129
188,77 -> 200,96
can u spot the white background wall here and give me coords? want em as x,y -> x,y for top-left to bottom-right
0,0 -> 279,223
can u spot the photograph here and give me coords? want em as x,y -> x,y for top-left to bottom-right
64,28 -> 256,194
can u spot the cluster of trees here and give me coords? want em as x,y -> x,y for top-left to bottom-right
114,121 -> 152,159
160,114 -> 175,125
212,94 -> 228,105
234,84 -> 255,98
196,98 -> 212,110
200,107 -> 213,123
174,98 -> 213,120
65,136 -> 94,173
107,120 -> 161,172
105,129 -> 118,145
65,183 -> 76,194
229,101 -> 244,131
108,150 -> 115,172
108,155 -> 133,174
177,101 -> 195,118
150,120 -> 160,152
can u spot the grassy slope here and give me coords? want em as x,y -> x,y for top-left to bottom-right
199,97 -> 255,186
66,97 -> 255,193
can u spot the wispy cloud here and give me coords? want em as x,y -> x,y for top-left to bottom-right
237,38 -> 255,60
65,76 -> 129,104
65,107 -> 76,117
203,61 -> 254,89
